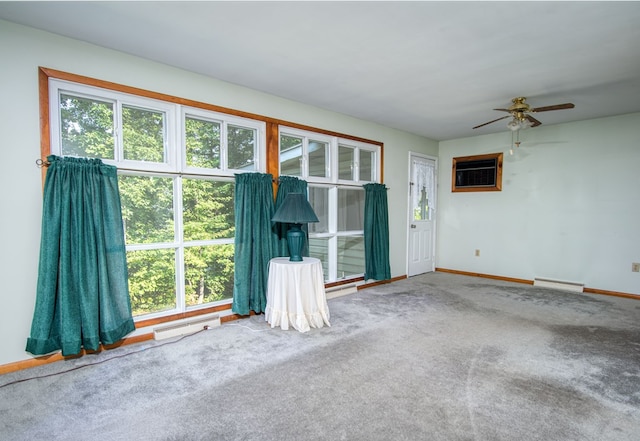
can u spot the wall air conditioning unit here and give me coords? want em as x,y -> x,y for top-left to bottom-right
153,314 -> 221,341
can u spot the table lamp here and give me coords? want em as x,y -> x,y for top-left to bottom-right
272,193 -> 319,262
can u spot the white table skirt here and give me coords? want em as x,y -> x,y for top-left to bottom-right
265,257 -> 331,332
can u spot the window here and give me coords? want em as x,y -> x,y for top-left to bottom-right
49,78 -> 265,319
279,127 -> 380,282
451,153 -> 503,192
338,142 -> 378,182
41,68 -> 385,323
279,130 -> 333,181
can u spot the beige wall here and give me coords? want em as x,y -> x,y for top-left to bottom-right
437,112 -> 640,294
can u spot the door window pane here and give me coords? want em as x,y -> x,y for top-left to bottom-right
60,94 -> 115,159
122,105 -> 166,162
337,236 -> 365,278
337,188 -> 364,231
183,179 -> 235,241
412,158 -> 436,221
280,134 -> 302,176
119,175 -> 175,244
127,248 -> 177,316
338,145 -> 354,180
185,116 -> 221,169
308,140 -> 328,178
228,124 -> 256,171
184,244 -> 234,307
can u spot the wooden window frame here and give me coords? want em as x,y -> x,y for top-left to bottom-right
451,152 -> 503,192
39,67 -> 383,182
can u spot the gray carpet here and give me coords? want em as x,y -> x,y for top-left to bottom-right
1,272 -> 639,441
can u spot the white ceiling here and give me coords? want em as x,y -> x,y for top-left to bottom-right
2,1 -> 640,141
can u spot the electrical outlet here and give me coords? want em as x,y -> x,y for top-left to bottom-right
632,263 -> 640,273
475,249 -> 480,257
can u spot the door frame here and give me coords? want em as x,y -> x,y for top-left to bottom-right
406,152 -> 438,276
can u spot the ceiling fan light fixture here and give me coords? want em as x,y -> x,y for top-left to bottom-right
507,118 -> 521,131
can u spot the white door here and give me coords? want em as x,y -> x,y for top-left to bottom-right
407,154 -> 436,276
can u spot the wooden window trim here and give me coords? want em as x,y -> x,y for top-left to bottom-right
38,67 -> 384,184
451,152 -> 503,192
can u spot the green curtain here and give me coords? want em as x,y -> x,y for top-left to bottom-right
26,156 -> 135,357
363,183 -> 391,281
232,172 -> 275,315
273,176 -> 309,257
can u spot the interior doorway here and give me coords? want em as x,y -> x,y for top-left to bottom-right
407,153 -> 437,277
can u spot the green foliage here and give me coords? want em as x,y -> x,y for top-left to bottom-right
227,125 -> 255,170
280,134 -> 301,151
182,179 -> 235,307
61,92 -> 239,317
127,248 -> 176,315
184,244 -> 234,307
120,176 -> 237,315
60,94 -> 114,159
183,179 -> 234,241
122,106 -> 165,162
185,116 -> 221,169
119,175 -> 174,244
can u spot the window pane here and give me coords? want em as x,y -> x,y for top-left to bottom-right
127,248 -> 176,316
185,244 -> 234,307
228,124 -> 256,170
185,116 -> 221,169
360,150 -> 374,182
119,175 -> 175,244
308,140 -> 328,178
308,186 -> 329,234
122,105 -> 166,162
337,236 -> 365,278
338,146 -> 354,180
280,134 -> 302,176
337,188 -> 364,231
412,158 -> 435,221
183,179 -> 235,241
60,94 -> 114,159
309,237 -> 329,280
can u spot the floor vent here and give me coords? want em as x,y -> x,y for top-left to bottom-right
325,283 -> 358,300
153,314 -> 220,341
533,278 -> 584,293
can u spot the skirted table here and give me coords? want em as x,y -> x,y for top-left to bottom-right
265,257 -> 331,332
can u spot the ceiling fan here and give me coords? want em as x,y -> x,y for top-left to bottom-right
473,97 -> 575,131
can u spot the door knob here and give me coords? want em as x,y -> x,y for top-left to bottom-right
410,224 -> 416,229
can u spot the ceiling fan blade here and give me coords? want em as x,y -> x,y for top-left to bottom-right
531,103 -> 575,112
472,115 -> 509,129
493,108 -> 510,112
526,115 -> 542,127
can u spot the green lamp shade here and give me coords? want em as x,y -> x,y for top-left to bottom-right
272,193 -> 319,261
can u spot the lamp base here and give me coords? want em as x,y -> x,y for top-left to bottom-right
286,223 -> 305,262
